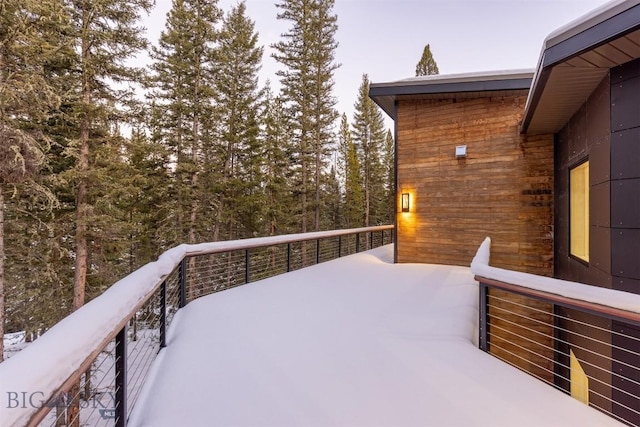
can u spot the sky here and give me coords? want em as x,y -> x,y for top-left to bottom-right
142,0 -> 612,126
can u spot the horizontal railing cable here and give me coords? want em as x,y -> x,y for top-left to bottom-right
479,281 -> 640,427
487,298 -> 640,374
1,226 -> 392,427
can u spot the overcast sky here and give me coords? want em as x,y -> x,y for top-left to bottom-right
143,0 -> 612,124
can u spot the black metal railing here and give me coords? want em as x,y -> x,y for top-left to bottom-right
473,239 -> 640,427
4,226 -> 393,427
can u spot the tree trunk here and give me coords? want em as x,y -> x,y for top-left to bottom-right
74,6 -> 90,313
0,186 -> 5,363
315,134 -> 321,232
188,62 -> 200,245
84,367 -> 91,399
68,11 -> 92,426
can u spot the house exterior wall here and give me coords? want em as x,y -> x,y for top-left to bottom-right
554,74 -> 614,414
554,67 -> 640,422
396,95 -> 554,275
609,58 -> 640,424
555,74 -> 612,287
395,94 -> 556,382
610,58 -> 640,294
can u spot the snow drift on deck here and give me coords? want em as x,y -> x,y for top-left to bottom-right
129,245 -> 622,427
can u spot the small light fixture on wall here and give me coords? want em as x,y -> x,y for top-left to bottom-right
455,145 -> 467,159
401,193 -> 410,212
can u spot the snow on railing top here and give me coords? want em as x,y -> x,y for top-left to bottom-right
0,226 -> 392,427
471,237 -> 640,315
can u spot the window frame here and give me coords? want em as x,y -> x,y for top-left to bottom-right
569,159 -> 590,264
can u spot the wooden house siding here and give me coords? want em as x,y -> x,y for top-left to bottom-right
396,94 -> 556,382
396,95 -> 554,275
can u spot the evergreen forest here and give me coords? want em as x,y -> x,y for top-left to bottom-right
0,0 -> 395,356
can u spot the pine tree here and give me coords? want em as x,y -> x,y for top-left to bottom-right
272,0 -> 340,232
352,74 -> 386,226
213,1 -> 264,240
67,0 -> 152,314
415,43 -> 439,76
262,86 -> 293,236
149,0 -> 221,244
337,114 -> 364,228
382,130 -> 395,224
62,2 -> 151,424
0,0 -> 68,361
125,127 -> 172,265
322,164 -> 341,230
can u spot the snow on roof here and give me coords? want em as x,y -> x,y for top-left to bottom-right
373,69 -> 535,88
400,69 -> 535,84
129,246 -> 623,427
543,0 -> 640,49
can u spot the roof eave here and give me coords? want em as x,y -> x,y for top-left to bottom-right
522,1 -> 640,134
370,74 -> 534,121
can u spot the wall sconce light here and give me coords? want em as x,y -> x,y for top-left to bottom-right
401,193 -> 410,212
455,145 -> 467,159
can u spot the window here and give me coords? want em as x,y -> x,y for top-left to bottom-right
570,161 -> 589,262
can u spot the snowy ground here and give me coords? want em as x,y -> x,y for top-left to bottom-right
129,245 -> 622,427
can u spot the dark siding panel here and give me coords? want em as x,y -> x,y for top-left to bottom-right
587,79 -> 611,145
613,275 -> 640,293
611,229 -> 640,279
591,182 -> 611,227
611,179 -> 640,228
590,136 -> 611,185
590,226 -> 611,274
611,75 -> 640,132
612,321 -> 640,427
611,58 -> 640,83
569,103 -> 588,159
611,128 -> 640,180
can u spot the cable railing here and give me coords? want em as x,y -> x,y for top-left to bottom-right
472,237 -> 640,427
0,225 -> 394,427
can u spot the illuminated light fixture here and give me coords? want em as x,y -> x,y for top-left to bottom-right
401,193 -> 410,212
455,145 -> 467,159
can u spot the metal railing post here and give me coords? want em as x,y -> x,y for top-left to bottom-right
115,325 -> 128,427
355,233 -> 360,253
287,243 -> 291,272
369,231 -> 373,249
179,258 -> 187,308
159,281 -> 167,349
245,249 -> 251,284
479,282 -> 488,352
338,235 -> 342,257
316,239 -> 321,264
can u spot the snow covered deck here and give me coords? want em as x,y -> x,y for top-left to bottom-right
129,245 -> 622,427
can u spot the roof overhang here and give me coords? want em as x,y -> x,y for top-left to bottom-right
369,70 -> 534,120
522,0 -> 640,134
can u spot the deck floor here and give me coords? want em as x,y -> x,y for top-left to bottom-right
129,246 -> 622,427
